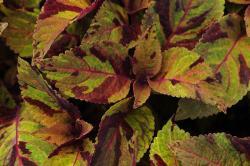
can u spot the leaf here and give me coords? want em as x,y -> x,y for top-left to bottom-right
175,99 -> 221,121
91,98 -> 155,166
194,14 -> 250,109
141,3 -> 165,45
133,80 -> 151,109
228,0 -> 250,4
0,4 -> 38,57
156,0 -> 225,49
0,58 -> 94,165
245,6 -> 250,37
45,139 -> 94,166
148,47 -> 226,110
33,0 -> 104,61
0,104 -> 55,166
82,0 -> 128,45
122,0 -> 152,14
40,41 -> 131,104
171,133 -> 250,165
132,26 -> 162,79
130,5 -> 164,108
150,120 -> 250,165
150,120 -> 190,166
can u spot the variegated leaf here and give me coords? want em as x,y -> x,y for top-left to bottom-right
150,120 -> 190,166
156,0 -> 225,49
0,58 -> 93,165
91,98 -> 155,166
82,0 -> 128,45
40,42 -> 131,104
150,120 -> 250,165
148,47 -> 226,110
194,14 -> 250,109
33,0 -> 104,61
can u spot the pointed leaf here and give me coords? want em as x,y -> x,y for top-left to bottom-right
0,58 -> 94,165
150,120 -> 190,166
156,0 -> 225,49
148,47 -> 226,110
40,42 -> 131,104
91,98 -> 155,166
133,80 -> 151,108
132,25 -> 162,79
141,3 -> 165,45
82,0 -> 128,44
33,0 -> 103,60
195,14 -> 250,109
175,99 -> 221,121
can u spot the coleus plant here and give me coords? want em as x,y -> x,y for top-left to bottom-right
1,0 -> 250,165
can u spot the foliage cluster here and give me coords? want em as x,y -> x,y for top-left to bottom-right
1,0 -> 250,165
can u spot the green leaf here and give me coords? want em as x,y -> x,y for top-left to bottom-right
194,14 -> 250,109
175,99 -> 221,121
82,0 -> 128,45
0,4 -> 38,57
156,0 -> 225,49
150,120 -> 190,166
91,98 -> 155,166
33,0 -> 102,61
171,133 -> 250,165
39,42 -> 131,104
